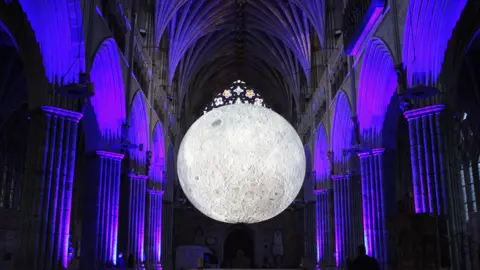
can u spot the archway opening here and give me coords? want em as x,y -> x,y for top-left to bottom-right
447,27 -> 480,270
0,21 -> 27,210
454,28 -> 480,221
222,227 -> 254,268
0,19 -> 28,269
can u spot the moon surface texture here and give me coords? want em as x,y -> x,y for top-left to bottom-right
177,104 -> 306,224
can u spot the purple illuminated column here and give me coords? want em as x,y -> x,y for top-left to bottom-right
332,174 -> 344,268
358,149 -> 388,268
315,188 -> 335,268
18,106 -> 83,270
146,187 -> 164,270
125,173 -> 147,266
358,152 -> 373,257
80,150 -> 124,269
404,104 -> 447,215
372,148 -> 387,269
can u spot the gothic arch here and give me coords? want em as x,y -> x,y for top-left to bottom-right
441,5 -> 480,227
84,38 -> 126,152
441,3 -> 480,103
0,16 -> 29,210
222,225 -> 255,265
129,90 -> 150,170
331,91 -> 354,173
314,123 -> 329,186
402,0 -> 467,86
0,2 -> 49,108
18,0 -> 85,84
151,121 -> 166,183
357,37 -> 397,148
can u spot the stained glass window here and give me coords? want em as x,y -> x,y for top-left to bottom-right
203,80 -> 269,114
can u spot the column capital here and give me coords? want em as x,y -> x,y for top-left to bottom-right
147,189 -> 164,196
404,104 -> 445,120
95,150 -> 125,160
331,174 -> 343,181
40,106 -> 83,122
372,148 -> 385,155
128,173 -> 148,180
357,151 -> 372,158
314,188 -> 332,195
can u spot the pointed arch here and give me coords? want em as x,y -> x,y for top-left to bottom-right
151,121 -> 166,183
18,0 -> 85,83
0,2 -> 49,108
314,123 -> 329,184
331,91 -> 353,172
402,0 -> 467,86
357,37 -> 397,147
129,90 -> 150,167
84,38 -> 126,151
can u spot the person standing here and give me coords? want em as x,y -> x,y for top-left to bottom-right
350,245 -> 380,270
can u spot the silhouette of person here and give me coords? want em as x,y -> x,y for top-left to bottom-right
350,245 -> 380,270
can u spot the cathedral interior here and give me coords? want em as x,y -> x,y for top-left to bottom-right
0,0 -> 480,269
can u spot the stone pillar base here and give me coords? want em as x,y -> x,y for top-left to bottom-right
151,263 -> 162,270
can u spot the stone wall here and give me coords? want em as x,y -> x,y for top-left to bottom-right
0,209 -> 20,270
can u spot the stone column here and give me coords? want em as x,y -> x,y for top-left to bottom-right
145,188 -> 164,270
333,173 -> 364,269
468,157 -> 480,213
358,151 -> 373,257
332,174 -> 345,268
18,106 -> 83,270
358,149 -> 388,268
161,200 -> 174,269
404,105 -> 447,215
80,150 -> 124,269
161,168 -> 174,269
343,173 -> 364,260
315,188 -> 335,268
123,173 -> 148,268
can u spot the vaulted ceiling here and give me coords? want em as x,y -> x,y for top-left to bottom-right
154,0 -> 326,115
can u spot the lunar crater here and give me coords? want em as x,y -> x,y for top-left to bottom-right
211,119 -> 222,127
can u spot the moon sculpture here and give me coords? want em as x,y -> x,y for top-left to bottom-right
177,104 -> 306,223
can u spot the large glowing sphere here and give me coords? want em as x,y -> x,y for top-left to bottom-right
177,104 -> 306,223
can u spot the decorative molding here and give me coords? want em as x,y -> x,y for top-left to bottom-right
331,174 -> 343,181
314,188 -> 330,195
40,106 -> 84,122
357,151 -> 371,158
95,150 -> 125,160
372,148 -> 385,155
403,104 -> 445,119
147,188 -> 164,195
128,173 -> 148,180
